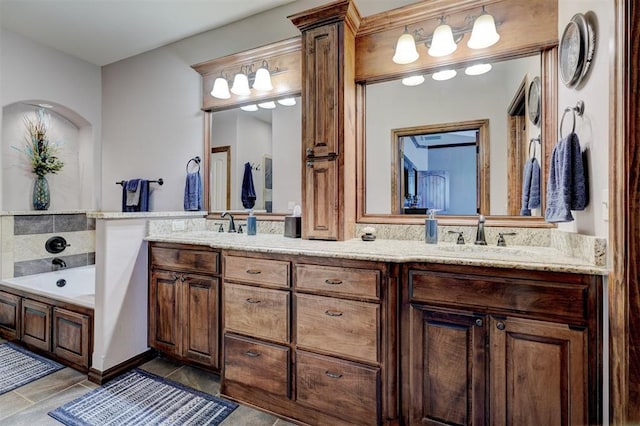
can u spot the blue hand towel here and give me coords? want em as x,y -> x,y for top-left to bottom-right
122,179 -> 150,212
545,133 -> 587,222
184,171 -> 202,211
125,179 -> 141,207
241,162 -> 256,209
520,158 -> 541,216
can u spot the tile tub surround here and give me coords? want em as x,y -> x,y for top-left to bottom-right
0,213 -> 95,278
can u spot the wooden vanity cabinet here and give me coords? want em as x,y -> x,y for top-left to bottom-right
402,263 -> 601,426
148,242 -> 220,370
0,290 -> 21,340
53,307 -> 91,368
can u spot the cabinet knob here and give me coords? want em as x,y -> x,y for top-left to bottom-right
172,274 -> 180,281
180,275 -> 185,282
245,351 -> 260,358
325,310 -> 343,317
496,321 -> 506,330
324,278 -> 343,285
325,371 -> 343,379
475,319 -> 483,327
306,148 -> 314,157
245,298 -> 261,304
306,161 -> 313,168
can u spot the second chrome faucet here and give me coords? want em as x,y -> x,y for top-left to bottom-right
474,214 -> 487,245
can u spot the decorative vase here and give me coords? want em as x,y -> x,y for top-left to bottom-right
33,175 -> 50,210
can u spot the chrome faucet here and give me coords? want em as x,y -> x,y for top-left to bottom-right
221,211 -> 236,233
52,257 -> 67,270
474,214 -> 487,245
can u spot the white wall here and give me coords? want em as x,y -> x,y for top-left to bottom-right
236,114 -> 271,210
0,29 -> 101,211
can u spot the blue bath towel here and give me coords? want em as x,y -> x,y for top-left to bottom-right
520,158 -> 541,216
183,171 -> 202,211
545,133 -> 587,222
122,179 -> 149,212
241,162 -> 256,209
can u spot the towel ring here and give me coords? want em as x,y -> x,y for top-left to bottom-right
559,100 -> 585,139
186,156 -> 201,173
528,136 -> 540,159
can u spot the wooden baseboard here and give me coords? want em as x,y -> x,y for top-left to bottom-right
88,349 -> 156,385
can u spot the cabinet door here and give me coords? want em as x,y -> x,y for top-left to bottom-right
303,23 -> 338,158
21,299 -> 52,352
182,274 -> 218,368
490,316 -> 587,426
0,291 -> 21,340
304,159 -> 338,240
53,307 -> 90,368
407,306 -> 486,426
149,270 -> 181,356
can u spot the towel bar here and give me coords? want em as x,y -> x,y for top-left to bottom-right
116,179 -> 164,186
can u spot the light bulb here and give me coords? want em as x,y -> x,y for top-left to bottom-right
211,77 -> 231,99
428,23 -> 457,57
258,101 -> 276,109
277,97 -> 297,106
401,75 -> 425,86
392,28 -> 419,64
230,73 -> 251,96
432,69 -> 457,81
253,67 -> 273,91
240,104 -> 258,112
465,63 -> 492,75
467,10 -> 500,49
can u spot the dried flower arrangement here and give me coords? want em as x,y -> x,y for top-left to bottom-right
15,108 -> 64,177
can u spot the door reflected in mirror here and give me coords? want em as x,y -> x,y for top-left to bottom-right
365,54 -> 542,217
209,97 -> 301,214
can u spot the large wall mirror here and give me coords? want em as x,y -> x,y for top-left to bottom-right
366,54 -> 542,217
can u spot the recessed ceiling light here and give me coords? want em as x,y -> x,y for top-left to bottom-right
432,69 -> 457,81
258,101 -> 276,109
240,104 -> 258,112
465,63 -> 492,75
401,75 -> 425,86
277,97 -> 296,106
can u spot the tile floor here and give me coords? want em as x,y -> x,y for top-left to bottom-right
0,338 -> 296,425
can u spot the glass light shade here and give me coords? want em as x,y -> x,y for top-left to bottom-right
432,69 -> 457,81
467,13 -> 500,49
401,75 -> 425,86
428,23 -> 457,57
465,63 -> 492,75
240,104 -> 258,112
392,32 -> 419,64
277,97 -> 297,106
253,67 -> 273,91
230,73 -> 251,96
258,101 -> 276,109
210,77 -> 230,99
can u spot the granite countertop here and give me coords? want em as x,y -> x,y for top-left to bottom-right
145,231 -> 608,275
87,211 -> 207,219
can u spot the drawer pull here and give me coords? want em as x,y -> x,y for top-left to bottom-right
325,371 -> 343,379
245,351 -> 261,357
246,298 -> 262,304
246,269 -> 262,275
325,310 -> 343,317
324,278 -> 343,285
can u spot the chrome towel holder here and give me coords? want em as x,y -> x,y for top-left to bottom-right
186,156 -> 201,173
559,100 -> 585,139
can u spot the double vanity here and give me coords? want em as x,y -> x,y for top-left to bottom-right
146,230 -> 604,425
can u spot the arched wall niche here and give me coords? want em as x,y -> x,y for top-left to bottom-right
1,100 -> 95,211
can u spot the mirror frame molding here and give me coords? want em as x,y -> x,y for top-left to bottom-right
354,0 -> 558,227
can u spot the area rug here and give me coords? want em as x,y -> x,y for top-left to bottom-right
49,368 -> 238,426
0,342 -> 64,395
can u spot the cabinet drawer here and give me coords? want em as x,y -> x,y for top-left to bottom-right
296,264 -> 380,299
225,256 -> 289,288
224,283 -> 289,343
224,334 -> 289,397
296,350 -> 379,425
151,246 -> 219,275
296,293 -> 379,363
409,270 -> 590,323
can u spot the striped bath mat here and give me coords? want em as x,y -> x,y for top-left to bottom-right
0,342 -> 64,395
49,368 -> 238,425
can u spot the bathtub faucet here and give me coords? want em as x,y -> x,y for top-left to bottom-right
52,258 -> 67,270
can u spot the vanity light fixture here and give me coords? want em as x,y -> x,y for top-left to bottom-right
467,6 -> 500,49
428,17 -> 457,57
211,76 -> 231,99
432,69 -> 457,81
277,97 -> 297,106
393,26 -> 420,64
253,61 -> 273,91
401,75 -> 426,86
240,104 -> 258,112
230,66 -> 251,96
258,101 -> 276,109
465,63 -> 492,75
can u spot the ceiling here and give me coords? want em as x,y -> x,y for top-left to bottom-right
0,0 -> 298,66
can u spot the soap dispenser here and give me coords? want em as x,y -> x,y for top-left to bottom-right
425,209 -> 438,244
247,210 -> 257,235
